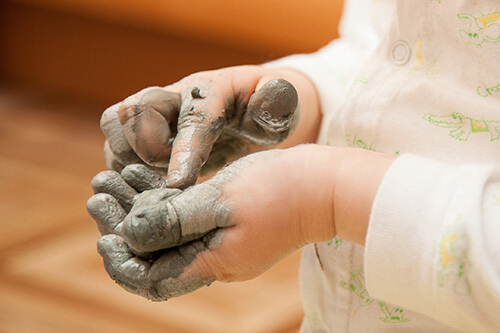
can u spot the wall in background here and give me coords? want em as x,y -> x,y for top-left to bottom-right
0,0 -> 341,107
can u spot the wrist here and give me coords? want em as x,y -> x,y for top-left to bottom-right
331,148 -> 395,246
294,146 -> 395,246
291,145 -> 337,245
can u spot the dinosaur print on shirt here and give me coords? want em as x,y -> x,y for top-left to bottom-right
438,214 -> 472,296
340,270 -> 410,324
458,11 -> 500,47
424,112 -> 500,141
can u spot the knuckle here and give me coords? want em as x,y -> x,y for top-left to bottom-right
178,107 -> 208,128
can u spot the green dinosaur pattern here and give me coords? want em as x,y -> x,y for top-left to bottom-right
458,11 -> 500,47
327,236 -> 343,249
340,269 -> 410,323
377,302 -> 410,324
344,134 -> 401,155
347,75 -> 369,96
437,214 -> 472,296
424,112 -> 500,141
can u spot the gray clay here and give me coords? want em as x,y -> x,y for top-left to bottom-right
119,88 -> 180,168
91,77 -> 299,299
199,78 -> 300,174
98,234 -> 215,301
103,140 -> 125,172
100,78 -> 298,187
91,170 -> 138,212
120,180 -> 231,253
225,78 -> 300,146
190,87 -> 204,99
101,88 -> 180,173
87,193 -> 126,235
101,104 -> 144,167
166,108 -> 225,189
247,78 -> 299,135
121,164 -> 165,192
88,151 -> 273,301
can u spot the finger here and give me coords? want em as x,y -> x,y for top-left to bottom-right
97,234 -> 157,300
166,89 -> 226,188
104,140 -> 125,172
87,193 -> 126,235
105,139 -> 169,178
120,188 -> 183,253
149,240 -> 215,299
91,170 -> 138,212
98,235 -> 214,301
121,164 -> 165,192
240,78 -> 299,145
101,103 -> 143,166
118,88 -> 181,168
121,183 -> 230,253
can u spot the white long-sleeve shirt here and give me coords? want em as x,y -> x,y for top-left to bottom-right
266,0 -> 500,331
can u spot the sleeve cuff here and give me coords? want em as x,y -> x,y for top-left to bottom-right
364,154 -> 453,311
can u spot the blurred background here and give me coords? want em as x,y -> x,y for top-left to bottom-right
0,0 -> 340,332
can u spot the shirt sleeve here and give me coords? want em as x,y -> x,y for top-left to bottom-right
365,154 -> 500,332
263,39 -> 367,116
262,0 -> 382,120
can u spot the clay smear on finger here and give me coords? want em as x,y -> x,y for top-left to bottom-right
118,89 -> 180,168
241,78 -> 300,145
101,105 -> 143,165
121,164 -> 165,192
91,170 -> 138,211
87,193 -> 126,235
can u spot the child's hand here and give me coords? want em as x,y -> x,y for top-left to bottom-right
87,145 -> 338,301
101,65 -> 320,189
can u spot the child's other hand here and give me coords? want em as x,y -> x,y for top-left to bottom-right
101,65 -> 317,189
87,145 -> 337,301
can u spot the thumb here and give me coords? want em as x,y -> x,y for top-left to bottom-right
237,78 -> 300,145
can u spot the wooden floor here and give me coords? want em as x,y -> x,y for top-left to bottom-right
0,86 -> 303,333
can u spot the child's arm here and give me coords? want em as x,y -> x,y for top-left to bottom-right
89,127 -> 500,331
100,65 -> 321,189
364,155 -> 500,332
88,145 -> 394,299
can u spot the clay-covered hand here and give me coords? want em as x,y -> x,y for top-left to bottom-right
87,146 -> 338,301
101,65 -> 301,189
87,163 -> 223,300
